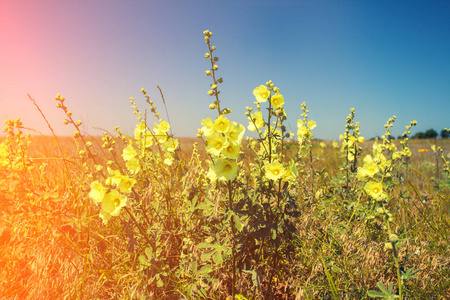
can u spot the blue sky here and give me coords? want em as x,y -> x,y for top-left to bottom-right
1,0 -> 449,139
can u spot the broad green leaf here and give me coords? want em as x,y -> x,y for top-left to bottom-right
200,250 -> 215,262
199,264 -> 212,274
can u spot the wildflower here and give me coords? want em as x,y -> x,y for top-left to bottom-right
117,176 -> 136,194
221,142 -> 240,159
364,181 -> 386,201
226,122 -> 245,144
253,85 -> 269,102
265,161 -> 285,181
214,158 -> 238,181
206,132 -> 228,156
162,137 -> 179,152
270,92 -> 284,109
213,115 -> 230,133
89,181 -> 107,203
418,148 -> 428,153
134,121 -> 147,139
201,118 -> 214,136
100,189 -> 127,223
247,111 -> 265,132
122,144 -> 137,161
126,157 -> 141,174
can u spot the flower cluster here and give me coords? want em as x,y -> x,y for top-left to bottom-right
89,167 -> 135,223
200,115 -> 245,181
1,118 -> 33,172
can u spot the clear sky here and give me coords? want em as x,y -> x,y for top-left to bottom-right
1,0 -> 449,140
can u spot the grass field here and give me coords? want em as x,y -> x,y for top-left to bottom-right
1,30 -> 449,300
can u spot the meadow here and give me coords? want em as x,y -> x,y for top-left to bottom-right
1,31 -> 449,300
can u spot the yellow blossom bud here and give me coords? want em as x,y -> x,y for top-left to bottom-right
389,234 -> 398,243
211,46 -> 216,50
209,103 -> 216,109
63,119 -> 69,125
205,53 -> 210,58
213,65 -> 218,71
207,90 -> 214,96
55,93 -> 61,100
66,111 -> 72,117
76,120 -> 82,126
205,70 -> 211,76
56,103 -> 61,108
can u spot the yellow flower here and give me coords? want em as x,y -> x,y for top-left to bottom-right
100,189 -> 127,223
270,93 -> 284,109
247,111 -> 265,132
134,121 -> 147,139
117,176 -> 136,194
162,137 -> 179,152
122,144 -> 137,161
200,118 -> 214,136
213,115 -> 230,133
206,132 -> 228,156
126,157 -> 141,174
221,142 -> 240,159
153,120 -> 170,142
265,161 -> 285,181
214,158 -> 238,181
307,120 -> 317,130
89,180 -> 106,203
253,85 -> 269,102
226,122 -> 245,144
364,181 -> 386,201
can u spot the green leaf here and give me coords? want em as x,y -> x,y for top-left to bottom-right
233,213 -> 243,232
198,242 -> 215,249
145,247 -> 153,260
200,250 -> 215,262
199,264 -> 212,275
367,290 -> 385,298
213,251 -> 223,264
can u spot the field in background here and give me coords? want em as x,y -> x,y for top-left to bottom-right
1,133 -> 449,299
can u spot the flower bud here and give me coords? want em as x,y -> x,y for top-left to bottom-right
213,65 -> 218,71
76,120 -> 82,126
389,234 -> 399,243
63,119 -> 69,125
207,90 -> 214,96
211,46 -> 216,51
217,77 -> 223,83
213,57 -> 219,62
205,70 -> 211,76
66,111 -> 72,117
55,94 -> 61,100
205,53 -> 210,58
209,103 -> 216,109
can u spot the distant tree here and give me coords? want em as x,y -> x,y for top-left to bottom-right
413,132 -> 426,139
425,129 -> 438,139
441,129 -> 450,139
